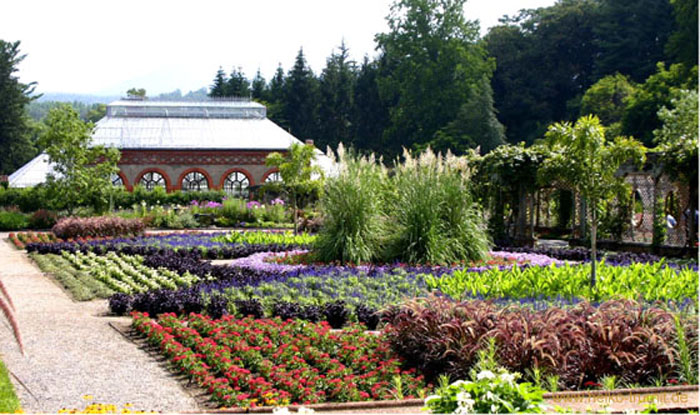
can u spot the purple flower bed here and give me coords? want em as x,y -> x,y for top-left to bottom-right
224,250 -> 567,276
497,245 -> 698,270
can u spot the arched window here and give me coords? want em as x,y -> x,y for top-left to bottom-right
265,171 -> 282,183
111,173 -> 124,187
223,172 -> 250,198
182,171 -> 209,191
139,171 -> 166,190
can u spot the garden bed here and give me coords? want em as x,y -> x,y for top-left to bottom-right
182,385 -> 699,413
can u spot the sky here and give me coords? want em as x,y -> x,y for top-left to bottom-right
1,0 -> 555,97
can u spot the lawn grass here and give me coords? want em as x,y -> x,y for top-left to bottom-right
30,253 -> 114,300
0,359 -> 21,412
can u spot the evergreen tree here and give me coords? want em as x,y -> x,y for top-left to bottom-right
318,41 -> 356,151
428,76 -> 505,154
209,67 -> 228,97
352,56 -> 389,154
251,69 -> 267,101
0,40 -> 38,175
227,67 -> 250,97
267,64 -> 288,128
284,48 -> 320,141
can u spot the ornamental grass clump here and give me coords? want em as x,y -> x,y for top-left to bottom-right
315,145 -> 389,264
316,146 -> 489,265
385,149 -> 489,265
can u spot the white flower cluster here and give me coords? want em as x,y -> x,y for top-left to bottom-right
60,250 -> 200,294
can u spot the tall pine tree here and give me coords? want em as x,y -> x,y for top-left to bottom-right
251,69 -> 267,101
284,48 -> 320,141
318,41 -> 356,152
352,56 -> 389,154
267,64 -> 288,129
209,67 -> 229,97
227,67 -> 251,97
0,40 -> 38,174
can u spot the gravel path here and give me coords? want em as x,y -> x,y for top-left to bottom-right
0,234 -> 202,413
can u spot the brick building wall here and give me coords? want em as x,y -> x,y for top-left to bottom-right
116,149 -> 282,192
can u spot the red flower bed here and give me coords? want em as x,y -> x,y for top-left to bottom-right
132,312 -> 427,408
9,231 -> 59,249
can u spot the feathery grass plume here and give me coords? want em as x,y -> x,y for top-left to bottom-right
315,144 -> 389,264
384,147 -> 490,265
0,281 -> 24,355
0,280 -> 15,311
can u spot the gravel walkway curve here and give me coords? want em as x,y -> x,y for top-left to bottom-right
0,234 -> 202,413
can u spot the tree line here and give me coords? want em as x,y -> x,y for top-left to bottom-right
208,0 -> 697,158
0,0 -> 697,175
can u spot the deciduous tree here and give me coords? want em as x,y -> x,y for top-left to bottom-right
265,142 -> 323,234
38,104 -> 120,214
376,0 -> 496,156
539,115 -> 646,286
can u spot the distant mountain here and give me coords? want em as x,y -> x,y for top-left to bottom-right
153,87 -> 209,101
35,87 -> 209,105
35,93 -> 120,105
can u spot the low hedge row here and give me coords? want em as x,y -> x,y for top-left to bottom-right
52,216 -> 145,239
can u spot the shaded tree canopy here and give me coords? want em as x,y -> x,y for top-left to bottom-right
203,0 -> 694,159
376,0 -> 499,156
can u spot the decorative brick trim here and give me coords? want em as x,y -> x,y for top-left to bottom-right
119,150 -> 279,166
116,171 -> 132,191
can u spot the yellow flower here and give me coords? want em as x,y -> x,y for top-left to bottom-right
82,395 -> 94,401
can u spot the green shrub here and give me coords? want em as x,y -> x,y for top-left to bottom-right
219,198 -> 247,223
28,209 -> 59,229
262,202 -> 288,223
315,147 -> 388,263
150,207 -> 198,229
0,186 -> 50,212
0,210 -> 29,231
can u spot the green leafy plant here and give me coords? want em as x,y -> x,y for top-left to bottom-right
265,142 -> 324,234
0,210 -> 28,231
424,369 -> 546,413
674,314 -> 698,385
